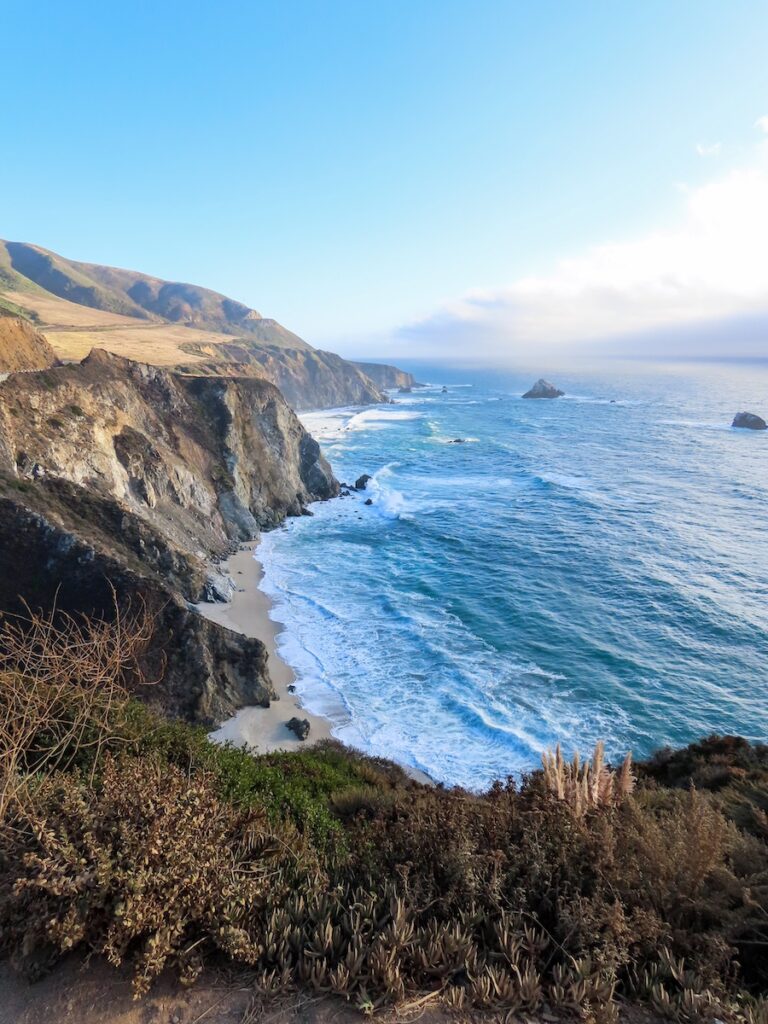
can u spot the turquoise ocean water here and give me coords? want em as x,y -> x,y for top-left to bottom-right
258,361 -> 768,788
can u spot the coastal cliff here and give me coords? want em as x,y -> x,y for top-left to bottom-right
177,341 -> 389,410
0,240 -> 401,410
0,315 -> 58,373
0,349 -> 338,721
351,360 -> 418,390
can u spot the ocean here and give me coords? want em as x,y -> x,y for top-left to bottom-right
257,360 -> 768,789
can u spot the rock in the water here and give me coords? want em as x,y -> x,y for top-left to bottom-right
447,438 -> 466,444
287,683 -> 296,693
441,386 -> 448,393
732,411 -> 767,430
364,497 -> 373,505
522,378 -> 565,399
286,716 -> 310,740
355,474 -> 372,490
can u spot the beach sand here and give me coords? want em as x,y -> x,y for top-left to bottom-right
198,539 -> 433,785
197,542 -> 333,754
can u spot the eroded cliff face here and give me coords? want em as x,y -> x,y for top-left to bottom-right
351,361 -> 418,390
0,349 -> 338,722
0,315 -> 58,373
178,342 -> 389,410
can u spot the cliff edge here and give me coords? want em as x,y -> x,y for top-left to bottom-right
0,349 -> 338,722
0,314 -> 58,373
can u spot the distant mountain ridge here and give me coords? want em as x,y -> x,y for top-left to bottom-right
0,239 -> 310,348
0,239 -> 408,410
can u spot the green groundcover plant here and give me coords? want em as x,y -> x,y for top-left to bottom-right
1,605 -> 767,1023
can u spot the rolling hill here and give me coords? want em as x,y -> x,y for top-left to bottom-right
0,240 -> 393,408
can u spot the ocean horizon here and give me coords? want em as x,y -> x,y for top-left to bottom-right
256,359 -> 768,789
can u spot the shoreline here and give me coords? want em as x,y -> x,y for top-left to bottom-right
198,541 -> 334,754
197,535 -> 433,784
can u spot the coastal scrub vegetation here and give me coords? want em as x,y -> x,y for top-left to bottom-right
1,609 -> 768,1021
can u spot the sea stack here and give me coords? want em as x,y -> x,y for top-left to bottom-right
523,378 -> 565,399
732,412 -> 767,430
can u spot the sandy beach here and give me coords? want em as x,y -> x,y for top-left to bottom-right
197,542 -> 333,754
197,539 -> 433,785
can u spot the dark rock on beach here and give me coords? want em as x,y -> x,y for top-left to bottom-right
522,378 -> 565,399
355,474 -> 372,490
732,411 -> 767,430
286,716 -> 311,740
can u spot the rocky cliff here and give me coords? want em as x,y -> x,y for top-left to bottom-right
351,361 -> 419,390
0,240 -> 405,411
178,342 -> 389,410
0,315 -> 58,373
0,349 -> 338,722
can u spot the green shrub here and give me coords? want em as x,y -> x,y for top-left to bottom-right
0,755 -> 317,994
1,613 -> 767,1017
118,701 -> 397,850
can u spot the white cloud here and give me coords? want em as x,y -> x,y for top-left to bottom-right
695,141 -> 721,157
400,153 -> 768,356
755,115 -> 768,133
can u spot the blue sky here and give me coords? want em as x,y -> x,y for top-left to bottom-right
2,1 -> 767,359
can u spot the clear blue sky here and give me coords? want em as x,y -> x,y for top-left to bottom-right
2,1 -> 767,357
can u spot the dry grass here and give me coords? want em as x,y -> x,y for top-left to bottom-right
0,594 -> 157,820
1,288 -> 236,366
0,611 -> 767,1020
542,741 -> 635,815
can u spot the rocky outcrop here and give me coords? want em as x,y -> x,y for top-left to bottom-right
0,315 -> 58,373
1,240 -> 398,411
522,378 -> 565,399
732,412 -> 767,430
0,349 -> 338,722
0,495 -> 272,723
286,717 -> 311,740
178,343 -> 389,411
351,361 -> 420,390
355,474 -> 372,490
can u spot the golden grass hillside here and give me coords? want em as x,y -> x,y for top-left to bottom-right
0,239 -> 310,366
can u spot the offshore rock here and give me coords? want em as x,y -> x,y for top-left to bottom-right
732,411 -> 767,430
523,378 -> 565,399
355,474 -> 372,490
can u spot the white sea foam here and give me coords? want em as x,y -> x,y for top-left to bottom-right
661,419 -> 736,432
346,408 -> 425,431
561,394 -> 638,406
535,471 -> 594,490
298,406 -> 358,441
251,364 -> 768,788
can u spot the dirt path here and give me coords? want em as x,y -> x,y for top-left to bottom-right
0,958 -> 660,1024
0,958 -> 362,1024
